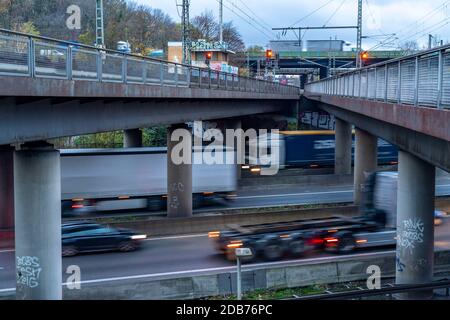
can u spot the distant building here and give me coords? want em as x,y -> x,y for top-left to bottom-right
269,40 -> 302,52
306,40 -> 345,52
167,40 -> 238,75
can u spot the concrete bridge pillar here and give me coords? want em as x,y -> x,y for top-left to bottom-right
14,142 -> 62,300
395,151 -> 435,300
167,124 -> 193,218
225,119 -> 243,181
334,118 -> 352,175
0,146 -> 14,232
124,129 -> 143,148
354,128 -> 377,205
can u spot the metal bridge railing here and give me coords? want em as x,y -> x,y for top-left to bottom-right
305,44 -> 450,109
0,28 -> 299,96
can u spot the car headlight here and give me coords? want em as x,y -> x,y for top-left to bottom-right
131,235 -> 147,240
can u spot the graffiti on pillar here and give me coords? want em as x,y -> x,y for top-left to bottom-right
169,196 -> 180,209
396,256 -> 405,272
16,256 -> 42,288
169,182 -> 185,210
398,218 -> 424,253
171,182 -> 185,193
299,112 -> 335,130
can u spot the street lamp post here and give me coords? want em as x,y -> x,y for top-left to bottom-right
235,248 -> 253,300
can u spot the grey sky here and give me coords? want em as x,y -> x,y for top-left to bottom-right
136,0 -> 450,50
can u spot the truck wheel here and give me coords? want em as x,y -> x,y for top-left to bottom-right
263,242 -> 283,261
336,232 -> 356,254
289,238 -> 305,257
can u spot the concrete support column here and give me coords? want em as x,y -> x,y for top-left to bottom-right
226,119 -> 243,181
0,146 -> 14,231
334,118 -> 352,175
395,151 -> 435,300
14,142 -> 62,300
354,128 -> 378,205
123,129 -> 143,148
167,124 -> 193,218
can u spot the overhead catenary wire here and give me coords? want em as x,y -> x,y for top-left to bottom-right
235,0 -> 274,32
214,0 -> 274,40
223,0 -> 276,37
369,14 -> 450,51
322,0 -> 347,27
367,0 -> 450,50
289,0 -> 335,28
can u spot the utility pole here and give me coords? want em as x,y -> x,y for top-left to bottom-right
96,0 -> 105,48
356,0 -> 363,68
180,0 -> 191,65
219,0 -> 224,43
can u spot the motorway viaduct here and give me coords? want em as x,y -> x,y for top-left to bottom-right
0,43 -> 300,298
0,75 -> 298,145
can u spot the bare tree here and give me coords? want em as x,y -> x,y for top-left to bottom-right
400,40 -> 419,55
191,10 -> 218,41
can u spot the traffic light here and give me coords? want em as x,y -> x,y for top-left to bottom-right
266,49 -> 273,59
205,51 -> 212,66
360,51 -> 369,66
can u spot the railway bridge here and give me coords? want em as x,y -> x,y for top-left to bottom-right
304,44 -> 450,299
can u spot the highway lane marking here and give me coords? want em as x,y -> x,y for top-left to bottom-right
0,249 -> 14,253
237,190 -> 353,200
0,250 -> 395,292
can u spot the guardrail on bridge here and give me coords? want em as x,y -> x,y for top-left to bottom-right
305,45 -> 450,109
0,28 -> 299,96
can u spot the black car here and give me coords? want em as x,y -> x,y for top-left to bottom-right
62,222 -> 147,257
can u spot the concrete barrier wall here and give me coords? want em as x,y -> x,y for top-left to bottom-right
62,250 -> 450,299
239,173 -> 353,190
3,251 -> 448,300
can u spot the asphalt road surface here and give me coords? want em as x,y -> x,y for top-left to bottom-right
1,218 -> 450,293
2,177 -> 450,293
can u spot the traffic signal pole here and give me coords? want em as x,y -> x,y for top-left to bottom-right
356,0 -> 363,68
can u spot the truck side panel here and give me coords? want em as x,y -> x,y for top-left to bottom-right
61,150 -> 237,200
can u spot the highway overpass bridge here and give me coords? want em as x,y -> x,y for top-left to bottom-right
0,29 -> 301,299
304,44 -> 450,299
1,28 -> 449,299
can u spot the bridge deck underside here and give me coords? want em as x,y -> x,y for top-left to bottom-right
305,93 -> 450,172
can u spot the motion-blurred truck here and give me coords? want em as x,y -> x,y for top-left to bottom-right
209,171 -> 401,261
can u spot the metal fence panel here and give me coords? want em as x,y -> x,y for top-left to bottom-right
101,53 -> 123,82
34,41 -> 68,78
368,69 -> 376,99
0,33 -> 29,76
418,55 -> 439,106
387,63 -> 399,101
360,72 -> 368,99
400,60 -> 416,104
442,53 -> 450,108
72,48 -> 99,81
376,67 -> 386,100
127,57 -> 144,84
